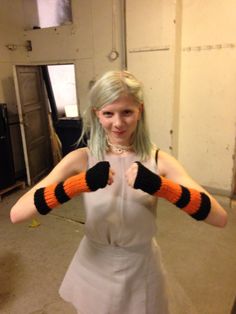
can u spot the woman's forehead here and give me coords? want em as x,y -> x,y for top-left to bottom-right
102,95 -> 139,108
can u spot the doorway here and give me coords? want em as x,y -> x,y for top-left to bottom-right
13,63 -> 81,186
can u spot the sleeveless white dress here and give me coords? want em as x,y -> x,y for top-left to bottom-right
59,150 -> 171,314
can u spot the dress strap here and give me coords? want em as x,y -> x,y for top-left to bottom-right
155,148 -> 160,165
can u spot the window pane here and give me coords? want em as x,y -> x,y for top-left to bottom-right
48,64 -> 78,117
23,0 -> 72,30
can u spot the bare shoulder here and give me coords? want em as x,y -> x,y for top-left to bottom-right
33,147 -> 89,188
57,147 -> 89,174
157,150 -> 188,179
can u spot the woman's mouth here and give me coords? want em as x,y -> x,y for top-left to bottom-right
112,130 -> 126,136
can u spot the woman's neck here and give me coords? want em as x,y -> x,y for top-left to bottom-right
106,139 -> 133,155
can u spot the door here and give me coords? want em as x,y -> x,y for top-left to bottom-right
13,65 -> 53,186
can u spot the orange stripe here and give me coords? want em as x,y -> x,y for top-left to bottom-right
44,183 -> 59,208
63,172 -> 90,198
182,189 -> 201,214
155,177 -> 182,203
154,176 -> 203,215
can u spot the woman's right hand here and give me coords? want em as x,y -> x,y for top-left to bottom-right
85,161 -> 114,190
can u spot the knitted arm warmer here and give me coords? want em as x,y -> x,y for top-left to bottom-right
133,162 -> 211,220
34,161 -> 110,215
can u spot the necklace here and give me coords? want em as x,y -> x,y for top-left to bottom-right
106,138 -> 133,154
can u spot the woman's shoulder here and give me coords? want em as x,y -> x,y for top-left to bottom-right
33,147 -> 90,187
157,149 -> 185,177
73,146 -> 89,158
65,146 -> 88,160
60,147 -> 89,174
158,149 -> 172,162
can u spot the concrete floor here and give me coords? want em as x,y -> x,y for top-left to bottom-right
0,188 -> 236,314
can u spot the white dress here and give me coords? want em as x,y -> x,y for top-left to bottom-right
59,150 -> 171,314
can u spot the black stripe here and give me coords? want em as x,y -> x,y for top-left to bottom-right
55,182 -> 70,203
134,162 -> 162,195
175,186 -> 191,208
191,192 -> 211,220
34,188 -> 52,215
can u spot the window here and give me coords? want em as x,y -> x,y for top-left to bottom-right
23,0 -> 72,30
47,64 -> 78,118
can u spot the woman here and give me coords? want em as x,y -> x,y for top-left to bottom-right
10,71 -> 227,314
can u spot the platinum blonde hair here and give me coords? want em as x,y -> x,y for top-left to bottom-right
79,70 -> 153,160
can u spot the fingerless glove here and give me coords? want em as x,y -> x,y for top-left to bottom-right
34,161 -> 110,215
134,162 -> 211,220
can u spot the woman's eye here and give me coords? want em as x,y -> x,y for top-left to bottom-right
123,110 -> 132,116
103,111 -> 113,117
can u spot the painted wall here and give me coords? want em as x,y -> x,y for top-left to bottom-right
0,1 -> 28,177
0,0 -> 124,177
179,0 -> 236,194
2,0 -> 123,112
126,0 -> 235,195
126,0 -> 177,153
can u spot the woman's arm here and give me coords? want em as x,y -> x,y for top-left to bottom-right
158,151 -> 227,227
10,147 -> 89,223
126,150 -> 227,228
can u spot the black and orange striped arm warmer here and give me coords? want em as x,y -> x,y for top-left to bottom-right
133,162 -> 211,220
34,161 -> 110,215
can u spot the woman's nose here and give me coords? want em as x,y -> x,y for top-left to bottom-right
113,115 -> 123,127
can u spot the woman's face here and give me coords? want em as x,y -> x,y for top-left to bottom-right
95,95 -> 142,146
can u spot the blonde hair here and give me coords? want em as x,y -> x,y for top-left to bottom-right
79,71 -> 153,160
